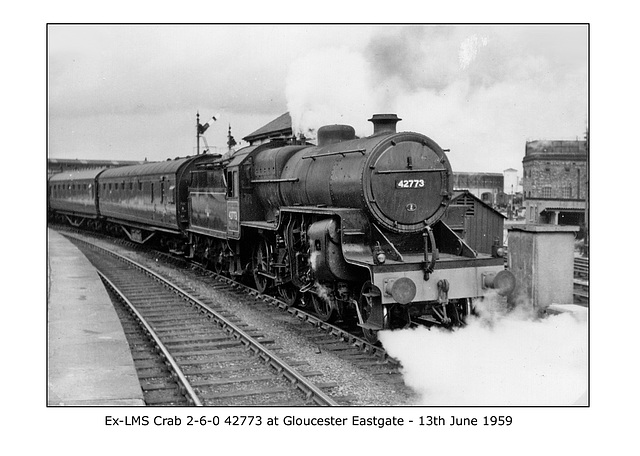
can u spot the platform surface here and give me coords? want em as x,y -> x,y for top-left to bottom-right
47,228 -> 145,405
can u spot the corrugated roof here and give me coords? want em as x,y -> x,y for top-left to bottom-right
243,112 -> 292,141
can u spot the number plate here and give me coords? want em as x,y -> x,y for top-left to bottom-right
396,179 -> 425,189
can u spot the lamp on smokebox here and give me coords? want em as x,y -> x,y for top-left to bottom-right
373,242 -> 386,264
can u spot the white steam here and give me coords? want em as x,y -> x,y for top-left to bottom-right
379,296 -> 588,406
286,47 -> 384,139
284,26 -> 587,172
459,34 -> 489,69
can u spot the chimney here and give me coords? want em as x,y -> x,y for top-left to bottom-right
368,114 -> 402,135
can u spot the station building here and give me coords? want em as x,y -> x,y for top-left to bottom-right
243,113 -> 295,146
521,140 -> 587,227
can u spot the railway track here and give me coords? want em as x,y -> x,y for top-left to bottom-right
71,236 -> 341,406
58,227 -> 414,405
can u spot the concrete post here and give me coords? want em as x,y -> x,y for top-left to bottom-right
507,224 -> 579,311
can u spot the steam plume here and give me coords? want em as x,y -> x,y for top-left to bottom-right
379,295 -> 588,405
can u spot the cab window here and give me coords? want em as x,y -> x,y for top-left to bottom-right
226,170 -> 238,198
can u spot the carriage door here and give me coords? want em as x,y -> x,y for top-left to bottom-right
226,168 -> 240,239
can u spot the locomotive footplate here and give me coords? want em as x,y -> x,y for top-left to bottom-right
372,257 -> 510,305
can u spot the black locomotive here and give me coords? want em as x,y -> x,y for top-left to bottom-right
48,114 -> 515,342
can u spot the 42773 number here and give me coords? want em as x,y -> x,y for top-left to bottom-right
396,179 -> 425,189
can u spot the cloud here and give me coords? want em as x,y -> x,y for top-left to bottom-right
48,25 -> 587,167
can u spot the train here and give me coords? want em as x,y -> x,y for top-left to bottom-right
48,113 -> 515,343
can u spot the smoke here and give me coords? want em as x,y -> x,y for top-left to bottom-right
286,47 -> 383,139
284,26 -> 587,172
379,294 -> 588,406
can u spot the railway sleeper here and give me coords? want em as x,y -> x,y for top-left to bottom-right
190,375 -> 276,387
198,387 -> 291,400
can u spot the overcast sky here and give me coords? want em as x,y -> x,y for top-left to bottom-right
48,24 -> 587,173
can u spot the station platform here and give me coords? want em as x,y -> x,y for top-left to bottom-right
47,228 -> 145,406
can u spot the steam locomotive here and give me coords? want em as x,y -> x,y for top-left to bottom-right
48,114 -> 515,343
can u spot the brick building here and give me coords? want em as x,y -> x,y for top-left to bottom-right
522,140 -> 587,227
451,172 -> 504,206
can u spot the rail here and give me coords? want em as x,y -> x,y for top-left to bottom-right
69,234 -> 340,406
97,271 -> 203,406
574,257 -> 588,279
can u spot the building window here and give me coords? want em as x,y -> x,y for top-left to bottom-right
562,186 -> 572,198
542,187 -> 552,198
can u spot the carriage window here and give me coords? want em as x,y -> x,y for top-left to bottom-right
160,181 -> 164,204
168,184 -> 176,204
130,182 -> 133,190
139,181 -> 143,191
151,183 -> 154,202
